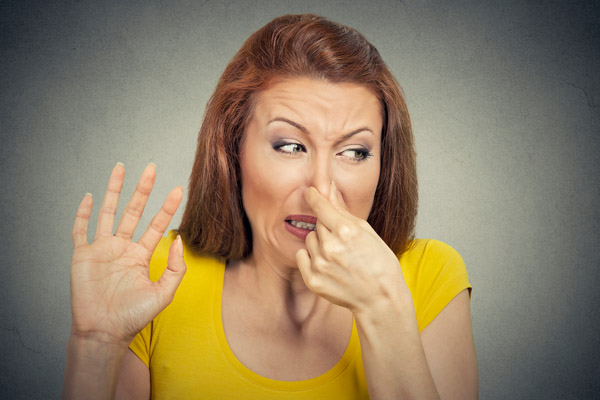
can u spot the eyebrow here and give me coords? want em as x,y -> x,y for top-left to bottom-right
268,117 -> 374,141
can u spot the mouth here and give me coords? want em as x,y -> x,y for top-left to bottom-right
284,215 -> 317,240
288,220 -> 316,231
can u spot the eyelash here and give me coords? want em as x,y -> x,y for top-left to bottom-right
273,142 -> 373,163
274,142 -> 306,155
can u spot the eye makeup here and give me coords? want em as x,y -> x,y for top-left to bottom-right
338,148 -> 374,162
272,140 -> 306,155
272,139 -> 374,163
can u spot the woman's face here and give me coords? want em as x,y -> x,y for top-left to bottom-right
240,77 -> 382,266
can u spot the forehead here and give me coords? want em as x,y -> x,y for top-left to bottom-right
251,77 -> 383,128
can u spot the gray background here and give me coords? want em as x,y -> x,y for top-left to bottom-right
1,0 -> 598,398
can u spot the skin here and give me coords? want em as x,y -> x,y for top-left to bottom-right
239,77 -> 382,271
63,163 -> 186,400
219,78 -> 383,379
63,78 -> 478,400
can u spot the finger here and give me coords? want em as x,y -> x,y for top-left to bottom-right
304,186 -> 346,231
329,180 -> 350,214
305,230 -> 322,259
94,162 -> 125,239
154,235 -> 187,309
73,193 -> 93,248
114,163 -> 156,240
138,186 -> 184,254
316,218 -> 349,261
315,218 -> 335,250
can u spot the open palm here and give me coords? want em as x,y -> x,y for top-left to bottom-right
70,163 -> 186,345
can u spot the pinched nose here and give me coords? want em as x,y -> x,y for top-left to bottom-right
312,180 -> 331,199
306,157 -> 333,199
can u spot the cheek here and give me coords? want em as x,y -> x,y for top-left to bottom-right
336,161 -> 380,220
240,161 -> 270,221
240,154 -> 300,222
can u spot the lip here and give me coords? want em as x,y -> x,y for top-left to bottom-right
284,214 -> 317,240
285,214 -> 317,224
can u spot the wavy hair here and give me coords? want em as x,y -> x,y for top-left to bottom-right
178,14 -> 417,259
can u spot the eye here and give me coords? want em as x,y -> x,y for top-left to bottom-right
339,148 -> 373,162
273,141 -> 306,155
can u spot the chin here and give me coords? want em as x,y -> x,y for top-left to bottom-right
276,239 -> 307,267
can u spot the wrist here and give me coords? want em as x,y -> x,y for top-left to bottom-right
70,325 -> 132,348
67,332 -> 130,360
350,257 -> 414,319
62,334 -> 128,399
65,334 -> 129,382
352,290 -> 417,331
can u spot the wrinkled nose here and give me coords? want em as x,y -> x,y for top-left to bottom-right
307,155 -> 332,199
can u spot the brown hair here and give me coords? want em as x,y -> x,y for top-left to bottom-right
178,14 -> 417,259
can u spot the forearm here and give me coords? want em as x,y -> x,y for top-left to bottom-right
62,334 -> 129,400
354,296 -> 439,400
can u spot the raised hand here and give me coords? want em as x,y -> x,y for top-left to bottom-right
70,162 -> 185,346
296,181 -> 412,316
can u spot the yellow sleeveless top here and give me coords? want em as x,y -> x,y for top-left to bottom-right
129,231 -> 471,399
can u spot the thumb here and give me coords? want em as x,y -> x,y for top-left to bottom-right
155,235 -> 187,309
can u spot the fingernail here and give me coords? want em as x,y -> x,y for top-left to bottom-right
116,162 -> 124,167
85,192 -> 92,198
149,162 -> 157,169
176,235 -> 183,256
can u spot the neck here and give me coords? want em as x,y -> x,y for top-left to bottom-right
228,251 -> 330,329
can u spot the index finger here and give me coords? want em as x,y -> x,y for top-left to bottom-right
304,186 -> 346,231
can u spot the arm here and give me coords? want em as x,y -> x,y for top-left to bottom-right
354,289 -> 477,399
421,290 -> 478,399
353,290 -> 439,399
62,163 -> 186,399
115,350 -> 151,400
297,183 -> 477,399
63,335 -> 129,399
62,338 -> 150,400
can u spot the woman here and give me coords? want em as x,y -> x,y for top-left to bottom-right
63,14 -> 477,399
